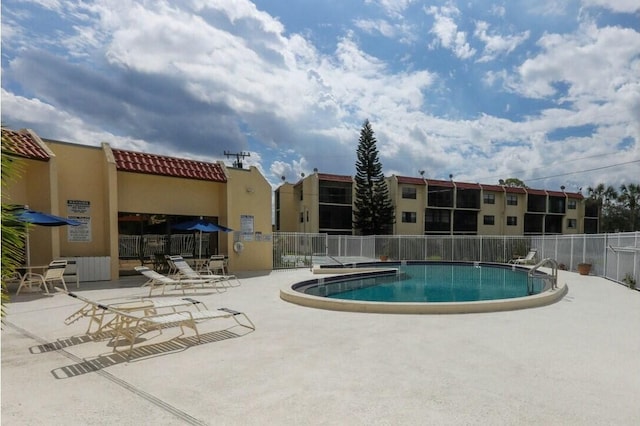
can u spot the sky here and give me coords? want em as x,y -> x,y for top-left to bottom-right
2,0 -> 639,193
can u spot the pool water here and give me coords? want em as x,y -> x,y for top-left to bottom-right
305,263 -> 545,303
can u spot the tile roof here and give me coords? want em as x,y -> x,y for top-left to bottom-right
112,149 -> 227,182
317,173 -> 352,183
397,176 -> 426,185
480,184 -> 504,192
526,188 -> 547,196
454,182 -> 481,190
426,179 -> 454,188
1,128 -> 51,161
504,186 -> 527,194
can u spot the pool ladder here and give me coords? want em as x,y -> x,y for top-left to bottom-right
527,258 -> 558,294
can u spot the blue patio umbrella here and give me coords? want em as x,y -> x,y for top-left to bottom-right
172,218 -> 233,258
14,208 -> 82,267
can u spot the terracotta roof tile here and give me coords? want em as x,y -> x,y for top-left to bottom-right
317,173 -> 352,183
426,179 -> 454,188
480,184 -> 504,192
504,186 -> 527,194
526,188 -> 547,196
454,181 -> 481,190
112,149 -> 226,182
1,128 -> 50,161
397,176 -> 426,185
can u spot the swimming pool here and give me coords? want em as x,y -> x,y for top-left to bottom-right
280,261 -> 568,314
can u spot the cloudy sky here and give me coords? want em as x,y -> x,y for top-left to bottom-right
2,0 -> 639,192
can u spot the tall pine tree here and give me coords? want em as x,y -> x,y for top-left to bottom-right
353,120 -> 394,235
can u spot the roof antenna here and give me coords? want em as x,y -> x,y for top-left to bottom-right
224,151 -> 251,169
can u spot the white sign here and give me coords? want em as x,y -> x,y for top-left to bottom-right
240,215 -> 254,241
67,200 -> 91,242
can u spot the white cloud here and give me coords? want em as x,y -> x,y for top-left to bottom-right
581,0 -> 640,13
474,21 -> 530,63
426,3 -> 476,59
354,18 -> 397,38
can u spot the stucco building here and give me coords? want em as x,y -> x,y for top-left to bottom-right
2,128 -> 273,281
275,172 -> 597,235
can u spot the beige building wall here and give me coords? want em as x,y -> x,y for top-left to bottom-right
563,197 -> 582,234
116,172 -> 224,216
275,182 -> 297,232
47,141 -> 111,259
225,166 -> 273,271
2,137 -> 60,266
393,182 -> 426,235
477,190 -> 505,235
503,192 -> 526,235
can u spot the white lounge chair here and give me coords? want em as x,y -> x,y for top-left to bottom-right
508,249 -> 537,265
170,255 -> 241,287
62,290 -> 209,337
134,266 -> 227,296
60,290 -> 255,358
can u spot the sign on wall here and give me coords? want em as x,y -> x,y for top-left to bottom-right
67,200 -> 92,242
240,214 -> 254,241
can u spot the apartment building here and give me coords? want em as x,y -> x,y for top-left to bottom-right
275,172 -> 596,235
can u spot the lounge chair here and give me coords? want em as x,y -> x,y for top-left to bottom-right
62,290 -> 208,337
508,249 -> 537,265
60,290 -> 255,358
170,255 -> 241,287
134,266 -> 227,296
17,260 -> 68,295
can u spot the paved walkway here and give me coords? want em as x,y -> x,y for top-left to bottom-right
2,269 -> 640,425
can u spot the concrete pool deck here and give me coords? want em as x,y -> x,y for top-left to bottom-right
2,269 -> 640,425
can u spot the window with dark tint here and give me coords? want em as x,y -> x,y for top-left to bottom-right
585,200 -> 599,217
527,194 -> 546,212
584,218 -> 598,233
425,209 -> 451,232
319,205 -> 352,230
402,187 -> 417,199
428,186 -> 453,207
506,194 -> 518,206
567,218 -> 577,228
402,211 -> 417,223
524,214 -> 543,233
483,193 -> 495,204
507,216 -> 517,226
483,215 -> 495,225
568,199 -> 577,209
319,182 -> 352,204
456,189 -> 480,209
453,210 -> 477,233
548,196 -> 565,213
545,215 -> 562,233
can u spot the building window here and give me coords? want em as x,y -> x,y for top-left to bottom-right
507,216 -> 517,226
402,211 -> 417,223
300,189 -> 303,201
299,212 -> 303,223
402,187 -> 417,199
483,215 -> 495,225
483,193 -> 495,204
567,218 -> 577,229
568,200 -> 577,210
506,194 -> 518,206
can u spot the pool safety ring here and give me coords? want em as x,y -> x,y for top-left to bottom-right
233,241 -> 244,253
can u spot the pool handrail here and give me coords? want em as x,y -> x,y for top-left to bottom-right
528,258 -> 558,293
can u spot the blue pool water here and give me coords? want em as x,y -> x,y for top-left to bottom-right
304,263 -> 546,303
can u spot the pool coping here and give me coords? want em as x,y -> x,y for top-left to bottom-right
280,263 -> 569,314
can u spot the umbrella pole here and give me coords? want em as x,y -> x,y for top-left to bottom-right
25,227 -> 31,268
